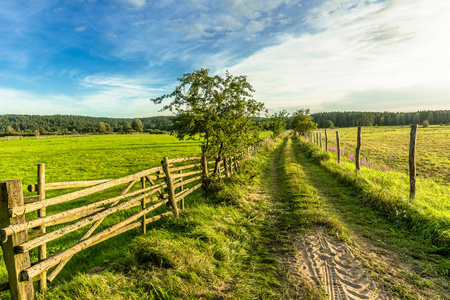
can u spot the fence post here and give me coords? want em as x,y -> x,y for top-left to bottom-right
37,164 -> 47,292
355,127 -> 362,172
141,176 -> 146,234
336,131 -> 341,164
409,124 -> 418,200
201,146 -> 208,177
325,129 -> 328,152
223,157 -> 230,177
179,170 -> 184,210
161,156 -> 179,217
0,180 -> 34,300
319,133 -> 322,150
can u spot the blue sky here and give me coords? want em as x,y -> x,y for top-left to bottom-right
1,0 -> 449,117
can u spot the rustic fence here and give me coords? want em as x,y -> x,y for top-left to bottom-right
306,125 -> 419,199
0,139 -> 267,299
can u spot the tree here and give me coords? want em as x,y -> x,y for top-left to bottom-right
267,110 -> 288,137
151,68 -> 265,171
122,122 -> 132,132
324,120 -> 335,128
6,125 -> 14,135
132,119 -> 143,132
422,119 -> 430,128
291,109 -> 317,135
98,122 -> 106,133
105,123 -> 112,133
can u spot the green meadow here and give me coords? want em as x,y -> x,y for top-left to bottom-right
299,131 -> 450,253
0,134 -> 202,188
322,125 -> 450,184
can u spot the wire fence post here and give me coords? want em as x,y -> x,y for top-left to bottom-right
409,124 -> 418,200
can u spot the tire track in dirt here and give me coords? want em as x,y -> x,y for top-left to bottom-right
288,230 -> 384,300
272,136 -> 391,300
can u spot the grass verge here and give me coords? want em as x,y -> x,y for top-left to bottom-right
35,138 -> 291,299
299,136 -> 450,256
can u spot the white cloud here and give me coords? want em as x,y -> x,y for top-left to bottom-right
246,20 -> 265,32
220,0 -> 450,112
75,26 -> 86,32
118,0 -> 147,8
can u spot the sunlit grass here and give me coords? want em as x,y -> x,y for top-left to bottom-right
299,136 -> 450,250
321,125 -> 450,184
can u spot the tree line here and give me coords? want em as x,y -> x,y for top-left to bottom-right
311,110 -> 450,128
0,115 -> 174,136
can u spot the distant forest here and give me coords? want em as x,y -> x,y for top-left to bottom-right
0,114 -> 174,136
311,110 -> 450,128
2,110 -> 450,136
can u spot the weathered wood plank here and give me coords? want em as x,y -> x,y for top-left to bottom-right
37,164 -> 47,292
166,156 -> 201,164
1,182 -> 166,238
162,156 -> 179,217
171,170 -> 202,179
21,199 -> 170,281
28,179 -> 113,192
409,124 -> 418,200
0,180 -> 34,299
355,127 -> 362,172
14,185 -> 166,253
12,167 -> 162,217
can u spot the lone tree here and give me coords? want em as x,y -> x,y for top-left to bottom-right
151,68 -> 265,172
291,108 -> 317,135
267,110 -> 288,137
132,119 -> 144,132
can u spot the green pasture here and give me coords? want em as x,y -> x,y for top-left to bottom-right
322,125 -> 450,184
299,135 -> 450,252
0,134 -> 202,292
0,134 -> 202,188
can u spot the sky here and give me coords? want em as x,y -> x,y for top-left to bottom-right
1,0 -> 449,117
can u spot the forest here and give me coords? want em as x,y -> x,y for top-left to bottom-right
0,114 -> 173,136
311,110 -> 450,128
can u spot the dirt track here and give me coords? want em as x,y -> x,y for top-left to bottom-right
289,231 -> 385,300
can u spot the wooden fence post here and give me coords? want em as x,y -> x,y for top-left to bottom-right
0,180 -> 34,300
141,176 -> 146,234
409,124 -> 418,200
162,157 -> 179,217
319,133 -> 322,150
355,127 -> 362,172
325,129 -> 328,152
37,164 -> 47,292
201,146 -> 208,177
336,131 -> 341,164
223,157 -> 230,177
179,170 -> 184,210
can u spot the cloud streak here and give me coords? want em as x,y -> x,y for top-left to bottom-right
222,0 -> 450,112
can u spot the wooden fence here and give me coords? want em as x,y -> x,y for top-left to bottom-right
306,125 -> 419,199
0,140 -> 266,299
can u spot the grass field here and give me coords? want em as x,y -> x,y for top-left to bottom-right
299,133 -> 450,253
322,125 -> 450,184
0,132 -> 274,298
0,134 -> 202,188
0,134 -> 204,295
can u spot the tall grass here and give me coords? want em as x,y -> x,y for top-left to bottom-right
297,136 -> 450,254
36,138 -> 295,299
323,125 -> 450,184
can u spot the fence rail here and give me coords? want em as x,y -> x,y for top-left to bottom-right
0,137 -> 270,299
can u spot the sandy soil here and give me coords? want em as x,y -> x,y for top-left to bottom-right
287,230 -> 392,300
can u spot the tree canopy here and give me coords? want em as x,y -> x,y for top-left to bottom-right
291,108 -> 317,135
151,68 -> 265,163
266,110 -> 288,137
